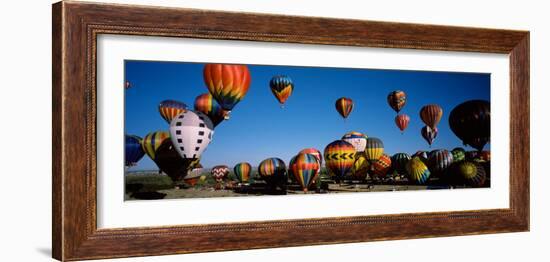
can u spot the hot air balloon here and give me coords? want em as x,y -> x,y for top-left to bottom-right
351,152 -> 370,179
125,80 -> 132,89
269,75 -> 294,108
454,161 -> 486,187
158,100 -> 187,124
289,153 -> 320,192
341,131 -> 367,152
428,149 -> 454,176
391,153 -> 411,175
364,137 -> 384,164
406,157 -> 431,185
258,158 -> 287,186
194,93 -> 227,127
372,154 -> 392,178
479,151 -> 491,162
154,140 -> 199,183
413,150 -> 429,164
203,64 -> 251,117
420,104 -> 443,129
421,126 -> 438,147
142,131 -> 170,161
387,90 -> 406,113
449,100 -> 490,151
395,114 -> 410,134
184,163 -> 204,186
299,148 -> 323,167
451,147 -> 466,162
324,140 -> 356,180
211,165 -> 230,184
288,155 -> 298,183
125,135 -> 145,167
169,110 -> 214,160
335,97 -> 354,120
233,162 -> 252,184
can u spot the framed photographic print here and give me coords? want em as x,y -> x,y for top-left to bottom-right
52,1 -> 529,261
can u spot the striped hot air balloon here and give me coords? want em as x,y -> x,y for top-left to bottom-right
142,131 -> 170,161
391,153 -> 411,175
233,162 -> 252,184
211,165 -> 230,182
335,97 -> 354,120
372,154 -> 392,178
420,104 -> 443,129
455,161 -> 486,187
158,100 -> 187,124
341,131 -> 368,152
324,140 -> 356,180
364,137 -> 384,164
387,90 -> 406,113
451,147 -> 466,162
351,152 -> 370,179
406,157 -> 431,184
299,148 -> 323,167
395,114 -> 410,134
125,135 -> 145,167
269,75 -> 294,108
194,93 -> 227,127
203,64 -> 251,116
428,149 -> 454,176
258,158 -> 287,185
288,155 -> 298,183
289,153 -> 320,192
421,126 -> 438,147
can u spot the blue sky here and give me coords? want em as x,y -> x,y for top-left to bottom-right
125,60 -> 490,170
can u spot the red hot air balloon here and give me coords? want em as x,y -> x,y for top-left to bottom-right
203,64 -> 251,118
335,97 -> 354,120
420,104 -> 443,129
158,100 -> 187,124
395,114 -> 410,134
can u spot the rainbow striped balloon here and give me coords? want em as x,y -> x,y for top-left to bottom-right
269,75 -> 294,107
141,131 -> 170,161
158,100 -> 187,124
324,140 -> 356,179
289,153 -> 320,192
335,97 -> 354,119
406,157 -> 431,184
203,64 -> 251,113
233,162 -> 252,184
258,158 -> 287,185
194,93 -> 226,127
299,148 -> 323,167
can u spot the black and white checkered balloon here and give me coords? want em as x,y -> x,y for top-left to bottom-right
169,110 -> 214,159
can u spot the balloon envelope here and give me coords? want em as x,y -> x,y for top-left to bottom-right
125,135 -> 145,167
169,110 -> 214,159
203,64 -> 251,112
421,126 -> 438,146
420,104 -> 443,129
335,97 -> 354,119
406,157 -> 431,184
142,131 -> 170,161
391,153 -> 411,175
387,90 -> 406,113
324,140 -> 356,179
158,100 -> 187,124
449,100 -> 490,151
258,158 -> 287,185
211,165 -> 230,181
341,131 -> 367,152
269,75 -> 294,106
154,140 -> 198,183
364,137 -> 384,163
233,162 -> 252,184
289,153 -> 320,192
395,114 -> 410,133
372,154 -> 392,178
194,93 -> 226,127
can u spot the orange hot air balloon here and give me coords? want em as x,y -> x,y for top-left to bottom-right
420,104 -> 443,129
395,114 -> 410,134
335,97 -> 354,120
203,64 -> 251,117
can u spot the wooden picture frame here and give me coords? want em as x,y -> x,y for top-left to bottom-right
52,1 -> 529,261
